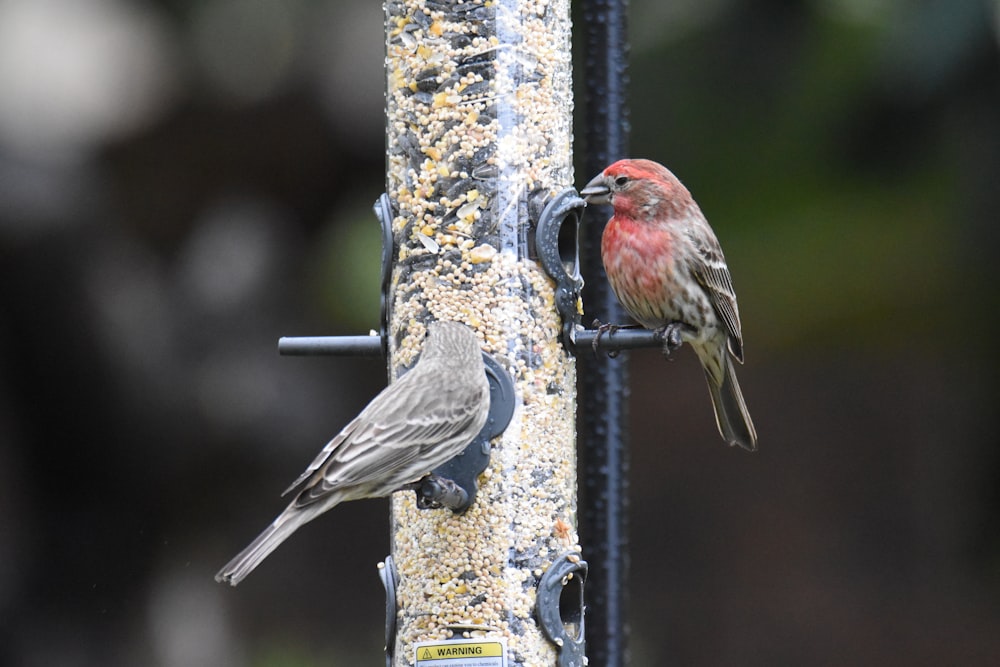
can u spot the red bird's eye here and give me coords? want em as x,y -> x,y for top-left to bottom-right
614,176 -> 628,186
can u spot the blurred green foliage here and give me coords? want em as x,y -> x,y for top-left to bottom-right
312,194 -> 385,331
627,3 -> 989,353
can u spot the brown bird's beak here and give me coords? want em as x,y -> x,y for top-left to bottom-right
580,174 -> 611,205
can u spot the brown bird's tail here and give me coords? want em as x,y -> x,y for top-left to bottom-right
701,350 -> 757,451
215,501 -> 328,586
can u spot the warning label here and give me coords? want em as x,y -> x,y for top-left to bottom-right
414,639 -> 506,667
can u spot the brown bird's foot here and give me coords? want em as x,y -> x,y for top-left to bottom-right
655,322 -> 690,358
591,319 -> 640,358
411,474 -> 469,511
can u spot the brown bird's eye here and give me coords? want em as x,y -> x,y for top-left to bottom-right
614,176 -> 629,186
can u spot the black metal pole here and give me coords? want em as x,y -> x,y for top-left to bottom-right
278,329 -> 661,357
579,0 -> 630,665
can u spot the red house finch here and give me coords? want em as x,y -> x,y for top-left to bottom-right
216,321 -> 490,586
581,159 -> 758,451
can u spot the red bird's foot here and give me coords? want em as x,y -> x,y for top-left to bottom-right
591,319 -> 619,357
656,322 -> 689,358
591,319 -> 640,358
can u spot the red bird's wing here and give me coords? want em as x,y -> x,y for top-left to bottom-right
689,230 -> 744,362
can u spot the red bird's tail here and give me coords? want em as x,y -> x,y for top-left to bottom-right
703,354 -> 757,451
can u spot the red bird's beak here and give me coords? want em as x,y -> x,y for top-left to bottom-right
580,174 -> 611,205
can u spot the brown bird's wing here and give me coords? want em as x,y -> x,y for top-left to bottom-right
689,229 -> 744,362
286,367 -> 487,507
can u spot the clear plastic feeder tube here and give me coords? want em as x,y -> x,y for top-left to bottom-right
384,0 -> 578,664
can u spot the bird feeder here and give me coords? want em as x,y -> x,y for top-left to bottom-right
382,0 -> 582,665
277,0 -> 646,664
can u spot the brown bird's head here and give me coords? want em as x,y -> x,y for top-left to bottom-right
580,158 -> 693,221
422,321 -> 483,367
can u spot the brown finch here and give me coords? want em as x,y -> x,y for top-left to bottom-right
581,159 -> 758,451
216,321 -> 491,586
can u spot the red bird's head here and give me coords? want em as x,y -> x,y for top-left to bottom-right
580,158 -> 693,221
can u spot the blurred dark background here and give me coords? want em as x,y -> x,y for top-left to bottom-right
1,0 -> 998,665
